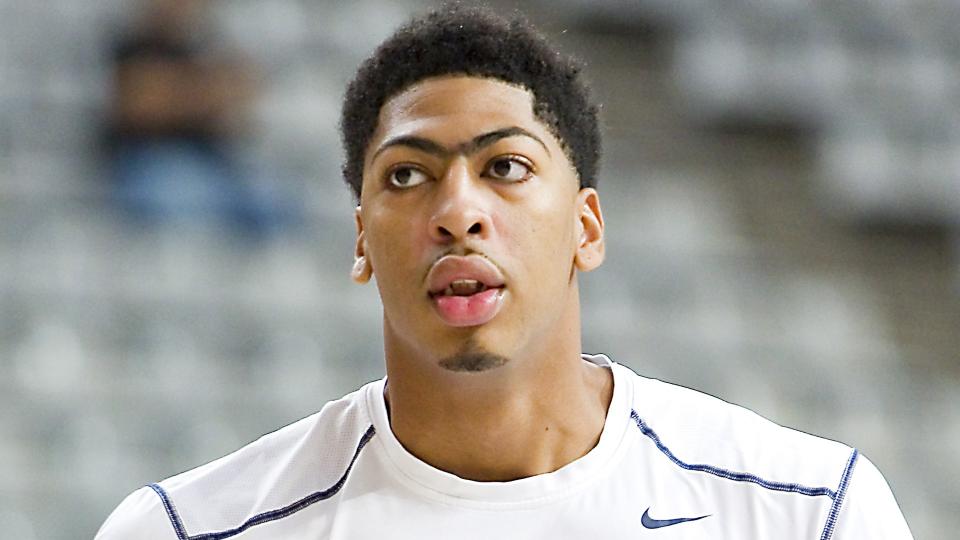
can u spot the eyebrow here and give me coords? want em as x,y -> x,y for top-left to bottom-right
371,126 -> 551,162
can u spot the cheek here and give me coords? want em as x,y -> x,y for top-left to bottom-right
501,201 -> 577,280
368,211 -> 431,290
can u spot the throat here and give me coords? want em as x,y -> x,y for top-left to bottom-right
384,361 -> 613,482
409,401 -> 594,481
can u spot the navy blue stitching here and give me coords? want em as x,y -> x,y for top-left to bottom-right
150,424 -> 376,540
630,410 -> 836,499
819,448 -> 859,540
149,483 -> 188,540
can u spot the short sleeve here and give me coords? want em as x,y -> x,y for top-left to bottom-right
828,454 -> 914,540
95,486 -> 179,540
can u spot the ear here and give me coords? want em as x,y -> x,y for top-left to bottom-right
573,188 -> 605,272
351,206 -> 373,284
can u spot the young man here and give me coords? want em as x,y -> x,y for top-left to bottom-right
97,6 -> 913,539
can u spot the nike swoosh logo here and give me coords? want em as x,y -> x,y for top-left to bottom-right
641,507 -> 710,529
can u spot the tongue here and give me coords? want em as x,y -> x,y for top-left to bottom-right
433,288 -> 503,327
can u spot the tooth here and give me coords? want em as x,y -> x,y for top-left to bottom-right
443,286 -> 454,296
450,279 -> 480,295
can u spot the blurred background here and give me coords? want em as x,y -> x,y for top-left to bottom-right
1,0 -> 957,538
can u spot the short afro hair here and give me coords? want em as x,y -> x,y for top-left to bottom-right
339,4 -> 601,202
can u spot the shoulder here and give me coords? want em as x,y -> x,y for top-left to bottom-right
96,383 -> 378,539
613,363 -> 912,537
828,453 -> 914,538
95,486 -> 177,540
618,364 -> 855,494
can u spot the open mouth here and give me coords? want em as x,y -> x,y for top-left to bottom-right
426,256 -> 507,327
429,279 -> 500,298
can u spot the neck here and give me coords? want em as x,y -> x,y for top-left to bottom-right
382,298 -> 613,481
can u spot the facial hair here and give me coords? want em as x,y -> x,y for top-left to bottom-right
438,338 -> 509,373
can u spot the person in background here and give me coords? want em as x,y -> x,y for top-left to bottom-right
106,0 -> 296,235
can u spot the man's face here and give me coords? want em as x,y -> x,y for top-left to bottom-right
355,75 -> 603,370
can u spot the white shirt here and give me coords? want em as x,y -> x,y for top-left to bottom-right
96,354 -> 913,539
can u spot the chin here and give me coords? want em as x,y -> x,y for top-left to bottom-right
435,335 -> 510,373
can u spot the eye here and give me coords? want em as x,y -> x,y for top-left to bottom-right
484,157 -> 533,182
387,166 -> 430,189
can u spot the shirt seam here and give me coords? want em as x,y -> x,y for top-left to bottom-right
630,409 -> 838,499
818,448 -> 859,540
148,425 -> 376,540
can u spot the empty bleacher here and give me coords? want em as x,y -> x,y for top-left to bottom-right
0,1 -> 956,538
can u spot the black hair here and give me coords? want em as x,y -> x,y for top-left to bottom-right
339,4 -> 601,201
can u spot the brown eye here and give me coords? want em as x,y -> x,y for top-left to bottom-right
485,157 -> 532,182
388,166 -> 429,188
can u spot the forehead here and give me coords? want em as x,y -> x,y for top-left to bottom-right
367,76 -> 558,157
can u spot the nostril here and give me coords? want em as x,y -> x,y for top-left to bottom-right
431,220 -> 484,240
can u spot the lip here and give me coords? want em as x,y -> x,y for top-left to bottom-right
426,255 -> 506,297
426,255 -> 507,327
432,287 -> 506,327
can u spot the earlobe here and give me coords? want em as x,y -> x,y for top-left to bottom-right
351,255 -> 372,284
574,189 -> 605,272
352,206 -> 373,284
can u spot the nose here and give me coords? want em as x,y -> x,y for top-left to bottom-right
428,160 -> 493,243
